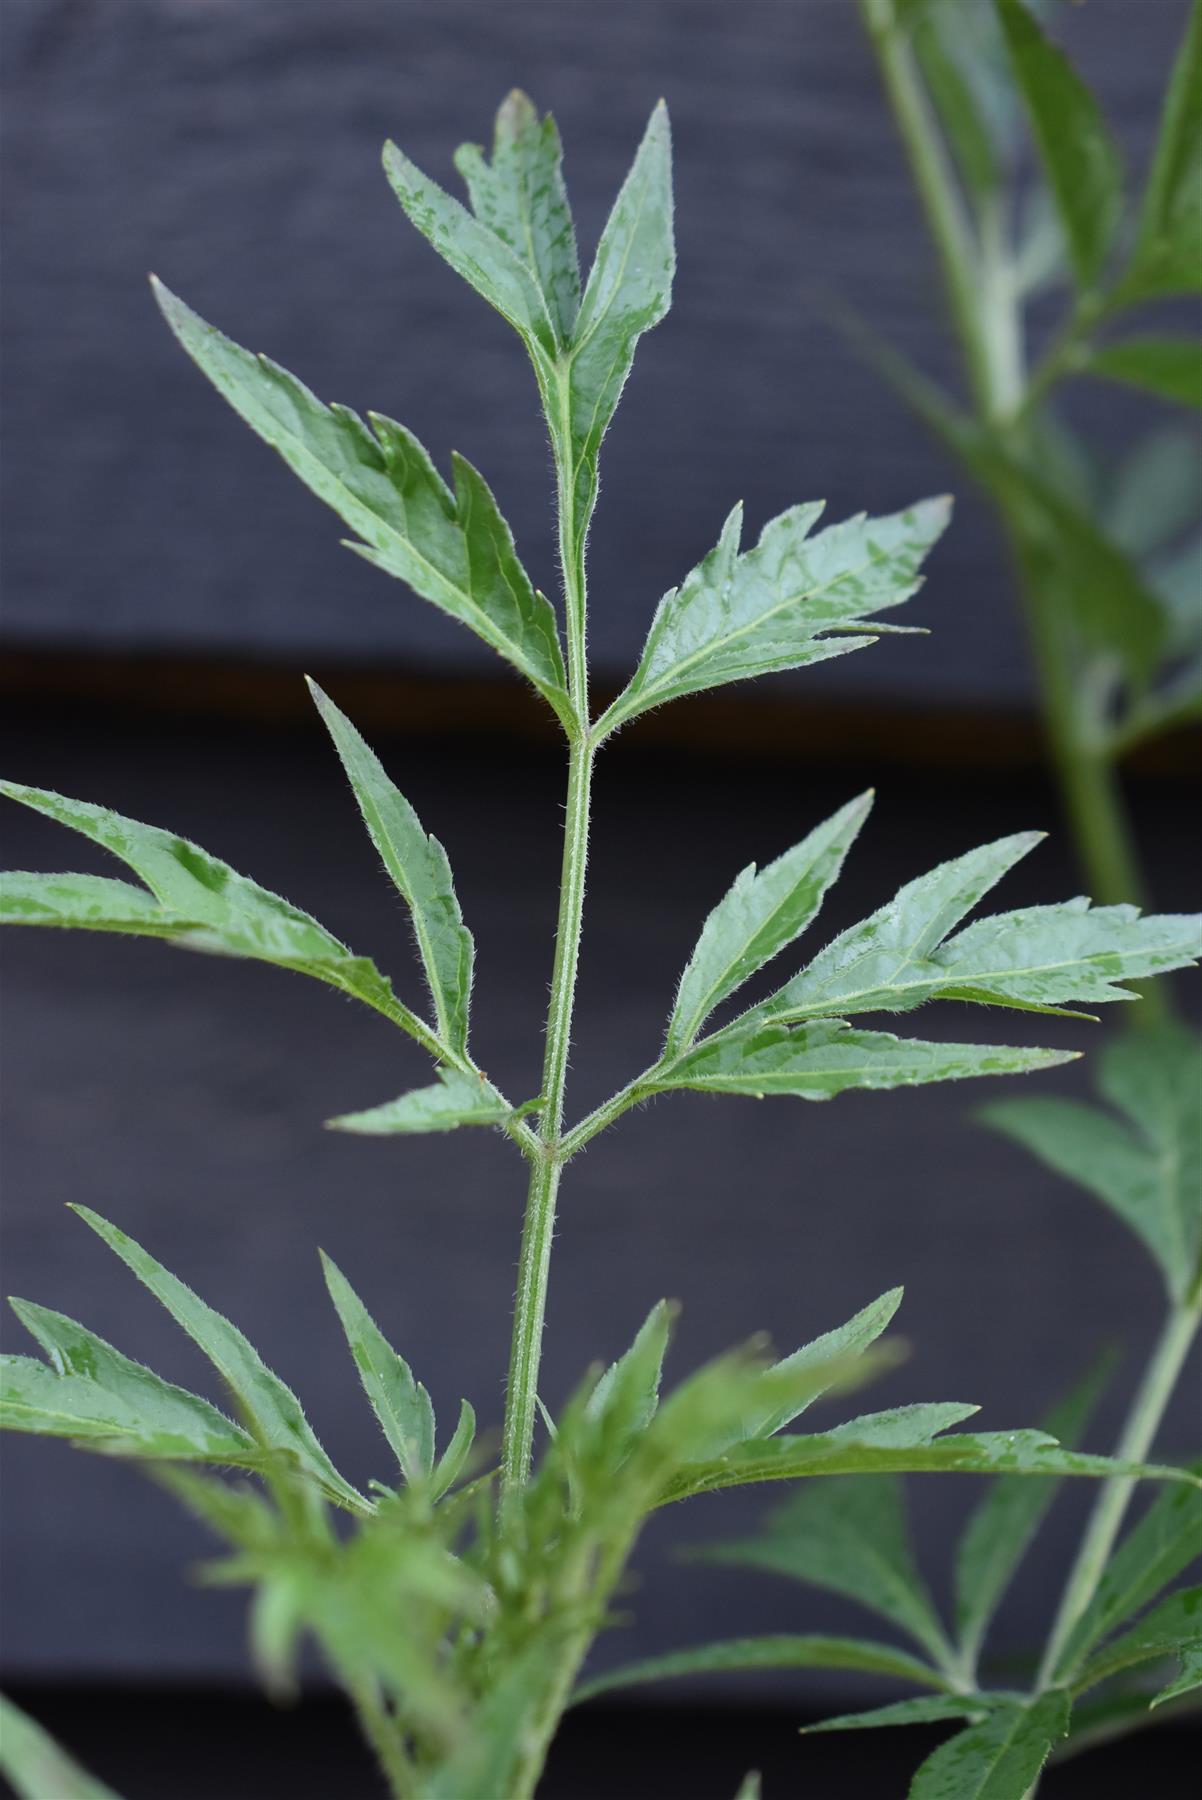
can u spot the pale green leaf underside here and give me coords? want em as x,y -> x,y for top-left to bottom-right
997,0 -> 1122,289
320,1253 -> 436,1484
666,791 -> 873,1054
907,1688 -> 1070,1800
574,1633 -> 946,1706
0,783 -> 436,1052
807,1694 -> 996,1736
152,280 -> 569,720
2,1297 -> 259,1467
649,1020 -> 1074,1103
327,1070 -> 519,1135
603,497 -> 950,732
308,680 -> 474,1053
0,1696 -> 125,1800
70,1207 -> 366,1513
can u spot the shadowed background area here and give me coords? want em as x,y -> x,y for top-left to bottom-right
1,1 -> 1199,1795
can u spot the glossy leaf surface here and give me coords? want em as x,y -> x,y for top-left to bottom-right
71,1208 -> 366,1513
153,282 -> 569,720
320,1254 -> 436,1484
666,791 -> 873,1054
308,682 -> 474,1053
996,0 -> 1121,288
603,498 -> 949,732
908,1688 -> 1070,1799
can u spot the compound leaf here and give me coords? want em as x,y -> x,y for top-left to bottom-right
665,791 -> 873,1054
152,282 -> 569,721
602,498 -> 949,733
908,1688 -> 1070,1799
320,1254 -> 436,1484
0,783 -> 437,1053
996,0 -> 1121,289
308,682 -> 474,1054
70,1207 -> 366,1513
575,1633 -> 946,1705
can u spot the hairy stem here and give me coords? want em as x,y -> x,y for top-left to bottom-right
1036,1301 -> 1201,1690
501,360 -> 595,1495
348,1675 -> 414,1799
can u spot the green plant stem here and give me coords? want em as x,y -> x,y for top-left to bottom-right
1036,1301 -> 1201,1691
348,1675 -> 415,1799
858,0 -> 991,415
501,362 -> 595,1496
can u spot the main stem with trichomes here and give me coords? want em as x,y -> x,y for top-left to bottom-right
500,359 -> 594,1496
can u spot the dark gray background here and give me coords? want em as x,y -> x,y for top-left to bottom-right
1,0 -> 1199,1755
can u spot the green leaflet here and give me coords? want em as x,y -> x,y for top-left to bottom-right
908,1688 -> 1070,1799
600,497 -> 950,734
808,1694 -> 996,1736
453,90 -> 580,345
1089,339 -> 1202,411
327,1069 -> 520,1135
1054,1475 -> 1202,1678
1075,1586 -> 1202,1694
665,792 -> 873,1054
1,1300 -> 259,1466
152,282 -> 569,722
0,1696 -> 124,1800
584,1300 -> 674,1459
732,1776 -> 761,1800
747,1286 -> 904,1442
308,682 -> 474,1054
661,1423 -> 1200,1507
954,1353 -> 1112,1667
1124,0 -> 1202,300
389,96 -> 673,580
696,1476 -> 952,1665
910,4 -> 999,203
1153,1641 -> 1202,1707
320,1254 -> 436,1484
71,1207 -> 367,1514
995,0 -> 1121,290
430,1399 -> 478,1501
650,1020 -> 1074,1103
559,101 -> 674,558
982,1027 -> 1202,1299
574,1633 -> 946,1706
751,842 -> 1201,1026
0,782 -> 435,1052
